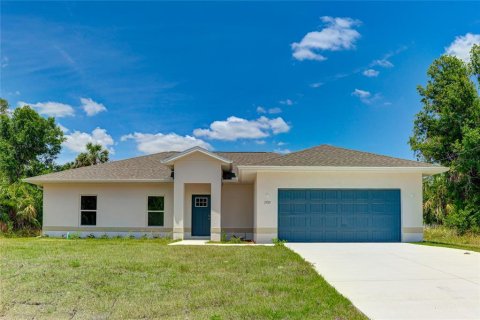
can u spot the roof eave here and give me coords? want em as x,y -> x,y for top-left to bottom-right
237,165 -> 449,175
23,178 -> 174,186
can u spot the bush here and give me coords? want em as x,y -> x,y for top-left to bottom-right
445,205 -> 480,234
272,238 -> 287,246
67,232 -> 81,239
221,232 -> 227,242
228,235 -> 243,244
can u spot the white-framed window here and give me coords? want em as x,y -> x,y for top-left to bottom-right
80,195 -> 97,226
147,196 -> 164,226
194,197 -> 208,207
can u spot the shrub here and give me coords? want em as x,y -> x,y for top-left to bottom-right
272,238 -> 287,246
68,232 -> 81,239
445,205 -> 480,234
229,235 -> 243,244
221,232 -> 227,242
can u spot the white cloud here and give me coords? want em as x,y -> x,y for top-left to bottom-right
57,123 -> 69,133
445,33 -> 480,62
80,97 -> 107,116
121,132 -> 211,154
292,16 -> 361,61
193,116 -> 290,141
255,140 -> 266,145
352,89 -> 381,105
268,107 -> 282,114
63,127 -> 114,153
309,82 -> 324,88
352,89 -> 371,99
292,48 -> 326,61
279,99 -> 294,106
18,101 -> 75,118
256,106 -> 266,114
274,148 -> 291,154
277,141 -> 286,146
372,59 -> 394,68
363,69 -> 379,77
257,106 -> 282,114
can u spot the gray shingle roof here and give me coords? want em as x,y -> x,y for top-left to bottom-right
251,145 -> 437,167
25,145 -> 438,183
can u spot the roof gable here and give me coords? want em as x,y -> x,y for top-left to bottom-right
161,147 -> 232,165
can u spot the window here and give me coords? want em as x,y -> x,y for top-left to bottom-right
148,196 -> 164,226
80,196 -> 97,225
195,197 -> 208,207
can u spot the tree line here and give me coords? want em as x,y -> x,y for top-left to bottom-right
410,44 -> 480,233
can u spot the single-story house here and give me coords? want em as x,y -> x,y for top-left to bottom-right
25,144 -> 448,243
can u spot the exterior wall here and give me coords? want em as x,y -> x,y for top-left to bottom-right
253,171 -> 423,243
173,152 -> 223,241
42,182 -> 174,238
221,183 -> 254,240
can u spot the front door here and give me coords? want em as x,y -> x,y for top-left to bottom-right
192,195 -> 211,236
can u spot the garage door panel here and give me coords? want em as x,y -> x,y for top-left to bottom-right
309,203 -> 323,213
355,203 -> 369,213
294,204 -> 307,213
278,189 -> 401,242
325,204 -> 338,213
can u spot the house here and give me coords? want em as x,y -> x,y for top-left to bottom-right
25,144 -> 448,243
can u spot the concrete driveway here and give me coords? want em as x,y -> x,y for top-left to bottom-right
286,243 -> 480,320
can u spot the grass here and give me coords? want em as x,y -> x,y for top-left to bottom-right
418,226 -> 480,252
0,238 -> 366,320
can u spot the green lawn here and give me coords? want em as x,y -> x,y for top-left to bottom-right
0,238 -> 365,320
419,226 -> 480,252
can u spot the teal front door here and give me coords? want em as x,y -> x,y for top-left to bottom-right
192,195 -> 211,236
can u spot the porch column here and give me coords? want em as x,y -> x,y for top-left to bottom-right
173,181 -> 184,240
210,180 -> 222,241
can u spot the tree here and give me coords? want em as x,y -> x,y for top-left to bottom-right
0,98 -> 8,115
0,104 -> 65,183
0,100 -> 65,231
409,45 -> 480,233
72,143 -> 109,168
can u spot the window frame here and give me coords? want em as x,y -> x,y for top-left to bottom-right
79,194 -> 97,226
194,196 -> 209,208
146,195 -> 165,227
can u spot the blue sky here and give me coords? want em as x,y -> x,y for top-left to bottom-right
1,1 -> 479,163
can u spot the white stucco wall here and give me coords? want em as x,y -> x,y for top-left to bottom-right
42,182 -> 174,238
253,171 -> 423,243
172,152 -> 223,240
221,183 -> 254,239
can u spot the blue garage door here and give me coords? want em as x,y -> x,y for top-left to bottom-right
278,189 -> 401,242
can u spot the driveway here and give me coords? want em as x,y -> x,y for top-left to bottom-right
286,243 -> 480,320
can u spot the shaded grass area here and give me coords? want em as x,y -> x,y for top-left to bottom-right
420,226 -> 480,253
0,238 -> 365,320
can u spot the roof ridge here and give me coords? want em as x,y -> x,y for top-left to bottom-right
317,144 -> 428,164
214,151 -> 278,154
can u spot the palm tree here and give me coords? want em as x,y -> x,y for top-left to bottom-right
73,143 -> 109,168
